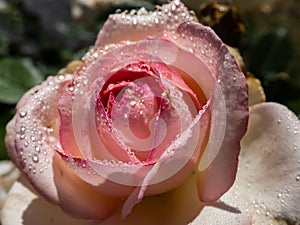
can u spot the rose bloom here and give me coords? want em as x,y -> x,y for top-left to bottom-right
2,1 -> 300,225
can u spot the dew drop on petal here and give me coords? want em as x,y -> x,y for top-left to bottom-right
19,111 -> 27,117
20,126 -> 26,134
130,100 -> 137,107
32,154 -> 39,163
35,146 -> 41,153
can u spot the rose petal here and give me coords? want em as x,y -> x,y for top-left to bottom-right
6,75 -> 120,220
99,173 -> 204,225
51,155 -> 121,220
99,171 -> 252,225
165,21 -> 248,202
8,75 -> 72,203
1,176 -> 96,225
189,188 -> 253,225
121,104 -> 210,219
237,102 -> 300,223
58,83 -> 84,158
94,1 -> 196,47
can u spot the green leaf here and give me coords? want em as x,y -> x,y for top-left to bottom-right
0,58 -> 43,104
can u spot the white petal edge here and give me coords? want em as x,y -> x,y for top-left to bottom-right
237,102 -> 300,223
189,187 -> 253,225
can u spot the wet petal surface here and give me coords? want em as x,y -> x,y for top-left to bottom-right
237,103 -> 300,223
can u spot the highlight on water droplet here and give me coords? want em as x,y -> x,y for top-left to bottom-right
32,154 -> 39,163
19,111 -> 27,117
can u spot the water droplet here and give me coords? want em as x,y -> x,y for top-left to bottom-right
233,76 -> 237,83
58,75 -> 65,80
35,146 -> 41,153
19,111 -> 27,117
68,84 -> 75,92
93,52 -> 99,58
296,175 -> 300,181
31,136 -> 36,142
20,126 -> 26,134
130,100 -> 137,107
277,192 -> 282,199
32,154 -> 39,163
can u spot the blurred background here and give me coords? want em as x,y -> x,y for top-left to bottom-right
0,0 -> 299,159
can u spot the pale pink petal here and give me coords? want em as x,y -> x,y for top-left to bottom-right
51,155 -> 121,220
236,102 -> 300,223
164,21 -> 248,202
8,75 -> 72,203
1,176 -> 97,225
57,82 -> 84,158
121,104 -> 210,219
95,1 -> 196,47
6,75 -> 121,220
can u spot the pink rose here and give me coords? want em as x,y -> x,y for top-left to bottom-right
3,1 -> 299,225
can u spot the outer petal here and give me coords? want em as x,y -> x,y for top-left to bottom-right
95,1 -> 196,47
189,189 -> 253,225
98,171 -> 252,225
165,21 -> 249,202
6,75 -> 70,203
237,102 -> 300,223
99,173 -> 204,225
1,176 -> 97,225
5,75 -> 121,220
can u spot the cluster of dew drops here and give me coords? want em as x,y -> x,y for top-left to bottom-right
16,75 -> 66,176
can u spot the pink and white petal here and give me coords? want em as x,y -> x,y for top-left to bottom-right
189,187 -> 253,225
7,75 -> 73,203
1,176 -> 97,225
165,21 -> 248,202
57,86 -> 84,158
121,105 -> 211,219
237,102 -> 300,223
6,75 -> 121,220
95,1 -> 196,47
51,154 -> 121,220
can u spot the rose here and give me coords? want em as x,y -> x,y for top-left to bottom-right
2,1 -> 299,225
4,0 -> 249,222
